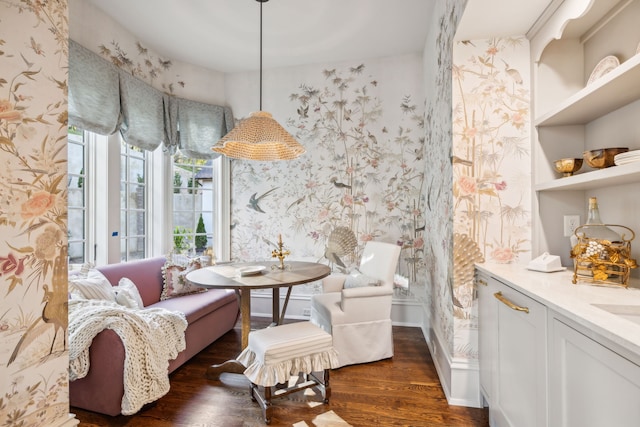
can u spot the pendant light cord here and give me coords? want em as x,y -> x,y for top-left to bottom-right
259,0 -> 263,111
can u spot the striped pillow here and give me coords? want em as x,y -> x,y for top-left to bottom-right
69,269 -> 116,302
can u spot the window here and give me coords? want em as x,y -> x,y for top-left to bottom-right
120,141 -> 147,261
172,155 -> 214,255
66,129 -> 228,266
67,127 -> 87,264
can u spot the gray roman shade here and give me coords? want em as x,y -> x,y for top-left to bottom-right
69,39 -> 234,158
68,39 -> 120,135
173,98 -> 235,159
119,71 -> 166,151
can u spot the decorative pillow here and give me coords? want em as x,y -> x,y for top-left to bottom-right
113,277 -> 144,309
161,258 -> 207,300
344,269 -> 381,288
68,269 -> 116,302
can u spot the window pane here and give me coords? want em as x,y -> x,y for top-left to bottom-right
129,157 -> 144,183
68,242 -> 85,265
128,211 -> 145,235
131,184 -> 145,210
120,138 -> 147,261
68,188 -> 84,208
68,209 -> 85,240
120,210 -> 127,235
67,126 -> 87,264
172,155 -> 216,256
128,237 -> 145,260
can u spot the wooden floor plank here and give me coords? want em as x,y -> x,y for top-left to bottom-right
72,318 -> 489,426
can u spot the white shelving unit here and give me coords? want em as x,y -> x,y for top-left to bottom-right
531,0 -> 640,270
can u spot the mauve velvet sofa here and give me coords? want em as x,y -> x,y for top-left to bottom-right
69,256 -> 240,416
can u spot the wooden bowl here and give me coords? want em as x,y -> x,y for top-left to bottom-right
584,147 -> 628,168
554,158 -> 583,177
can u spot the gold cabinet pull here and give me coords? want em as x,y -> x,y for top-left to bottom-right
494,291 -> 529,314
477,278 -> 488,286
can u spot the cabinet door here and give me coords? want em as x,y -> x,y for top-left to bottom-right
477,271 -> 496,405
491,279 -> 547,427
549,317 -> 640,427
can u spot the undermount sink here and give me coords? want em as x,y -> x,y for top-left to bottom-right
592,304 -> 640,327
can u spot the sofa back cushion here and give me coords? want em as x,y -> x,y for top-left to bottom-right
96,257 -> 166,307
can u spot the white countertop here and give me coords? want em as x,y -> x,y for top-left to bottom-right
476,262 -> 640,362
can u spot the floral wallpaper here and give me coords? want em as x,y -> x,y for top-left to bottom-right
228,60 -> 426,293
69,0 -> 226,107
0,0 -> 71,425
450,37 -> 531,359
453,37 -> 531,266
422,0 -> 465,359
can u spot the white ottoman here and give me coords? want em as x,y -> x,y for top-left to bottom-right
237,321 -> 339,424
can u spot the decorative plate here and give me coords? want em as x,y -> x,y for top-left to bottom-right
587,55 -> 620,85
237,265 -> 266,276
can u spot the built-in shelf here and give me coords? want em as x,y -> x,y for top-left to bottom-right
535,54 -> 640,127
535,161 -> 640,191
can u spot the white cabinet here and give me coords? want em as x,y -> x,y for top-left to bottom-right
549,314 -> 640,427
477,264 -> 640,427
476,271 -> 497,405
531,0 -> 640,270
480,274 -> 548,427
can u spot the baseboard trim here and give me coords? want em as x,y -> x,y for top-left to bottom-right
423,325 -> 482,408
250,292 -> 422,326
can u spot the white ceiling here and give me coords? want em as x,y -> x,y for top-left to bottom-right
86,0 -> 554,74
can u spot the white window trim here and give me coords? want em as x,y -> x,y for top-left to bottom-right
78,131 -> 230,265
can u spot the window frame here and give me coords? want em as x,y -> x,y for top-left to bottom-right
68,129 -> 230,266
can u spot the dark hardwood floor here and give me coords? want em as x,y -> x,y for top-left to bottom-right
72,318 -> 489,427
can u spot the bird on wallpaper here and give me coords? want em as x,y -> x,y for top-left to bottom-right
350,64 -> 365,74
330,177 -> 351,190
502,59 -> 523,85
248,187 -> 278,213
387,173 -> 398,189
323,226 -> 358,270
367,131 -> 377,145
7,247 -> 68,366
286,195 -> 306,212
297,105 -> 309,119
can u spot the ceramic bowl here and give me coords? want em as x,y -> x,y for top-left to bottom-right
554,158 -> 583,177
584,147 -> 629,169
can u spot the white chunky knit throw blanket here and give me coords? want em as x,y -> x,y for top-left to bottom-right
68,299 -> 188,415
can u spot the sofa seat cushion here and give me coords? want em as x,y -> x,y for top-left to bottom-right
149,288 -> 237,324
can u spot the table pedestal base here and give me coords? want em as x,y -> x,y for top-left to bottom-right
206,360 -> 246,380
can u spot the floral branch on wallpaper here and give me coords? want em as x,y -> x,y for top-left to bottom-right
282,64 -> 426,280
99,40 -> 185,94
452,37 -> 530,264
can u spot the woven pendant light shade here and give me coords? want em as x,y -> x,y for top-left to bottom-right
212,0 -> 305,161
212,111 -> 305,161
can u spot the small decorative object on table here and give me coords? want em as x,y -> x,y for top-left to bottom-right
571,224 -> 637,288
271,234 -> 290,270
202,247 -> 215,266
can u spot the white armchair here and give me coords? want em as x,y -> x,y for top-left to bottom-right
310,241 -> 401,368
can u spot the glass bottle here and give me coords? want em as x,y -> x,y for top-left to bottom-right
570,197 -> 621,247
582,197 -> 621,242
